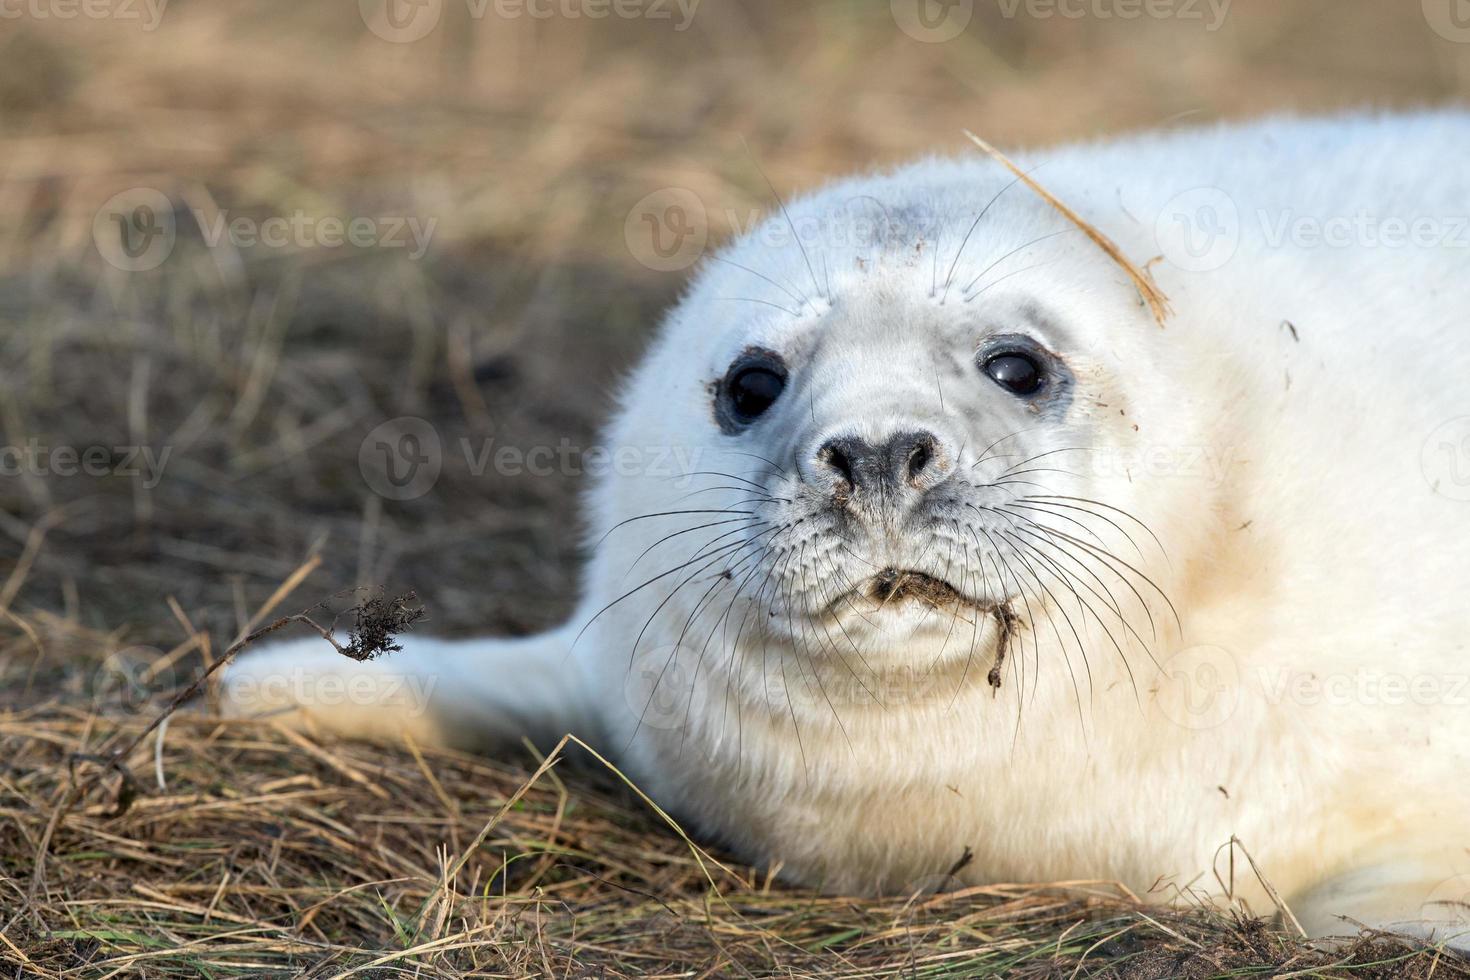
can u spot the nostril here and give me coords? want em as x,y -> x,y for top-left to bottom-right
819,440 -> 856,490
905,434 -> 936,484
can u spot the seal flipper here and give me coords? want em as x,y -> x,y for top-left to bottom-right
218,625 -> 595,752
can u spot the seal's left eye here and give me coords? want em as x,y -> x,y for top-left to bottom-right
983,352 -> 1044,396
729,366 -> 786,420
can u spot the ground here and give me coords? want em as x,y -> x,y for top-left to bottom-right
2,2 -> 1469,975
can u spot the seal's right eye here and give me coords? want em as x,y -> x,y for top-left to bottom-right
728,365 -> 786,421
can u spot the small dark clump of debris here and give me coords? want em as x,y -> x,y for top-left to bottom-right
342,590 -> 427,661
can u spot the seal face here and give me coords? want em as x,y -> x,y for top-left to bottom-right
227,111 -> 1470,944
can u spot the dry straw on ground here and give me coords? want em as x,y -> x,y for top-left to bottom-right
5,602 -> 1470,977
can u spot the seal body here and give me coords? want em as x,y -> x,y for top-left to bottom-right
227,112 -> 1470,942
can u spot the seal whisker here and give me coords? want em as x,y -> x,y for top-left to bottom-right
715,296 -> 804,317
963,262 -> 1058,303
1005,500 -> 1108,548
679,470 -> 776,493
785,543 -> 856,754
715,448 -> 790,477
940,174 -> 1027,304
986,502 -> 1162,646
1012,498 -> 1145,560
1023,494 -> 1168,561
626,516 -> 769,577
745,147 -> 825,302
629,535 -> 767,657
949,540 -> 986,709
959,229 -> 1075,295
575,530 -> 757,652
709,255 -> 814,314
1004,530 -> 1143,709
998,532 -> 1094,733
595,508 -> 761,547
996,447 -> 1093,477
672,487 -> 783,505
969,426 -> 1045,471
971,526 -> 1038,694
1016,521 -> 1180,640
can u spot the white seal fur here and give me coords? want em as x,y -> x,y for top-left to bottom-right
225,111 -> 1470,945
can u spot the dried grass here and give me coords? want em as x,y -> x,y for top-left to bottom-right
6,619 -> 1470,977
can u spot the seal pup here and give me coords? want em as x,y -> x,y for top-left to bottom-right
225,111 -> 1470,944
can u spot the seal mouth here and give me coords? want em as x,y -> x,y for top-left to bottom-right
867,568 -> 970,607
819,568 -> 997,620
808,567 -> 1004,626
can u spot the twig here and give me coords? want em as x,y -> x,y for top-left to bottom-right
963,130 -> 1172,327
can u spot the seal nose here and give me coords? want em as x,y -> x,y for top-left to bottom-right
816,430 -> 948,502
